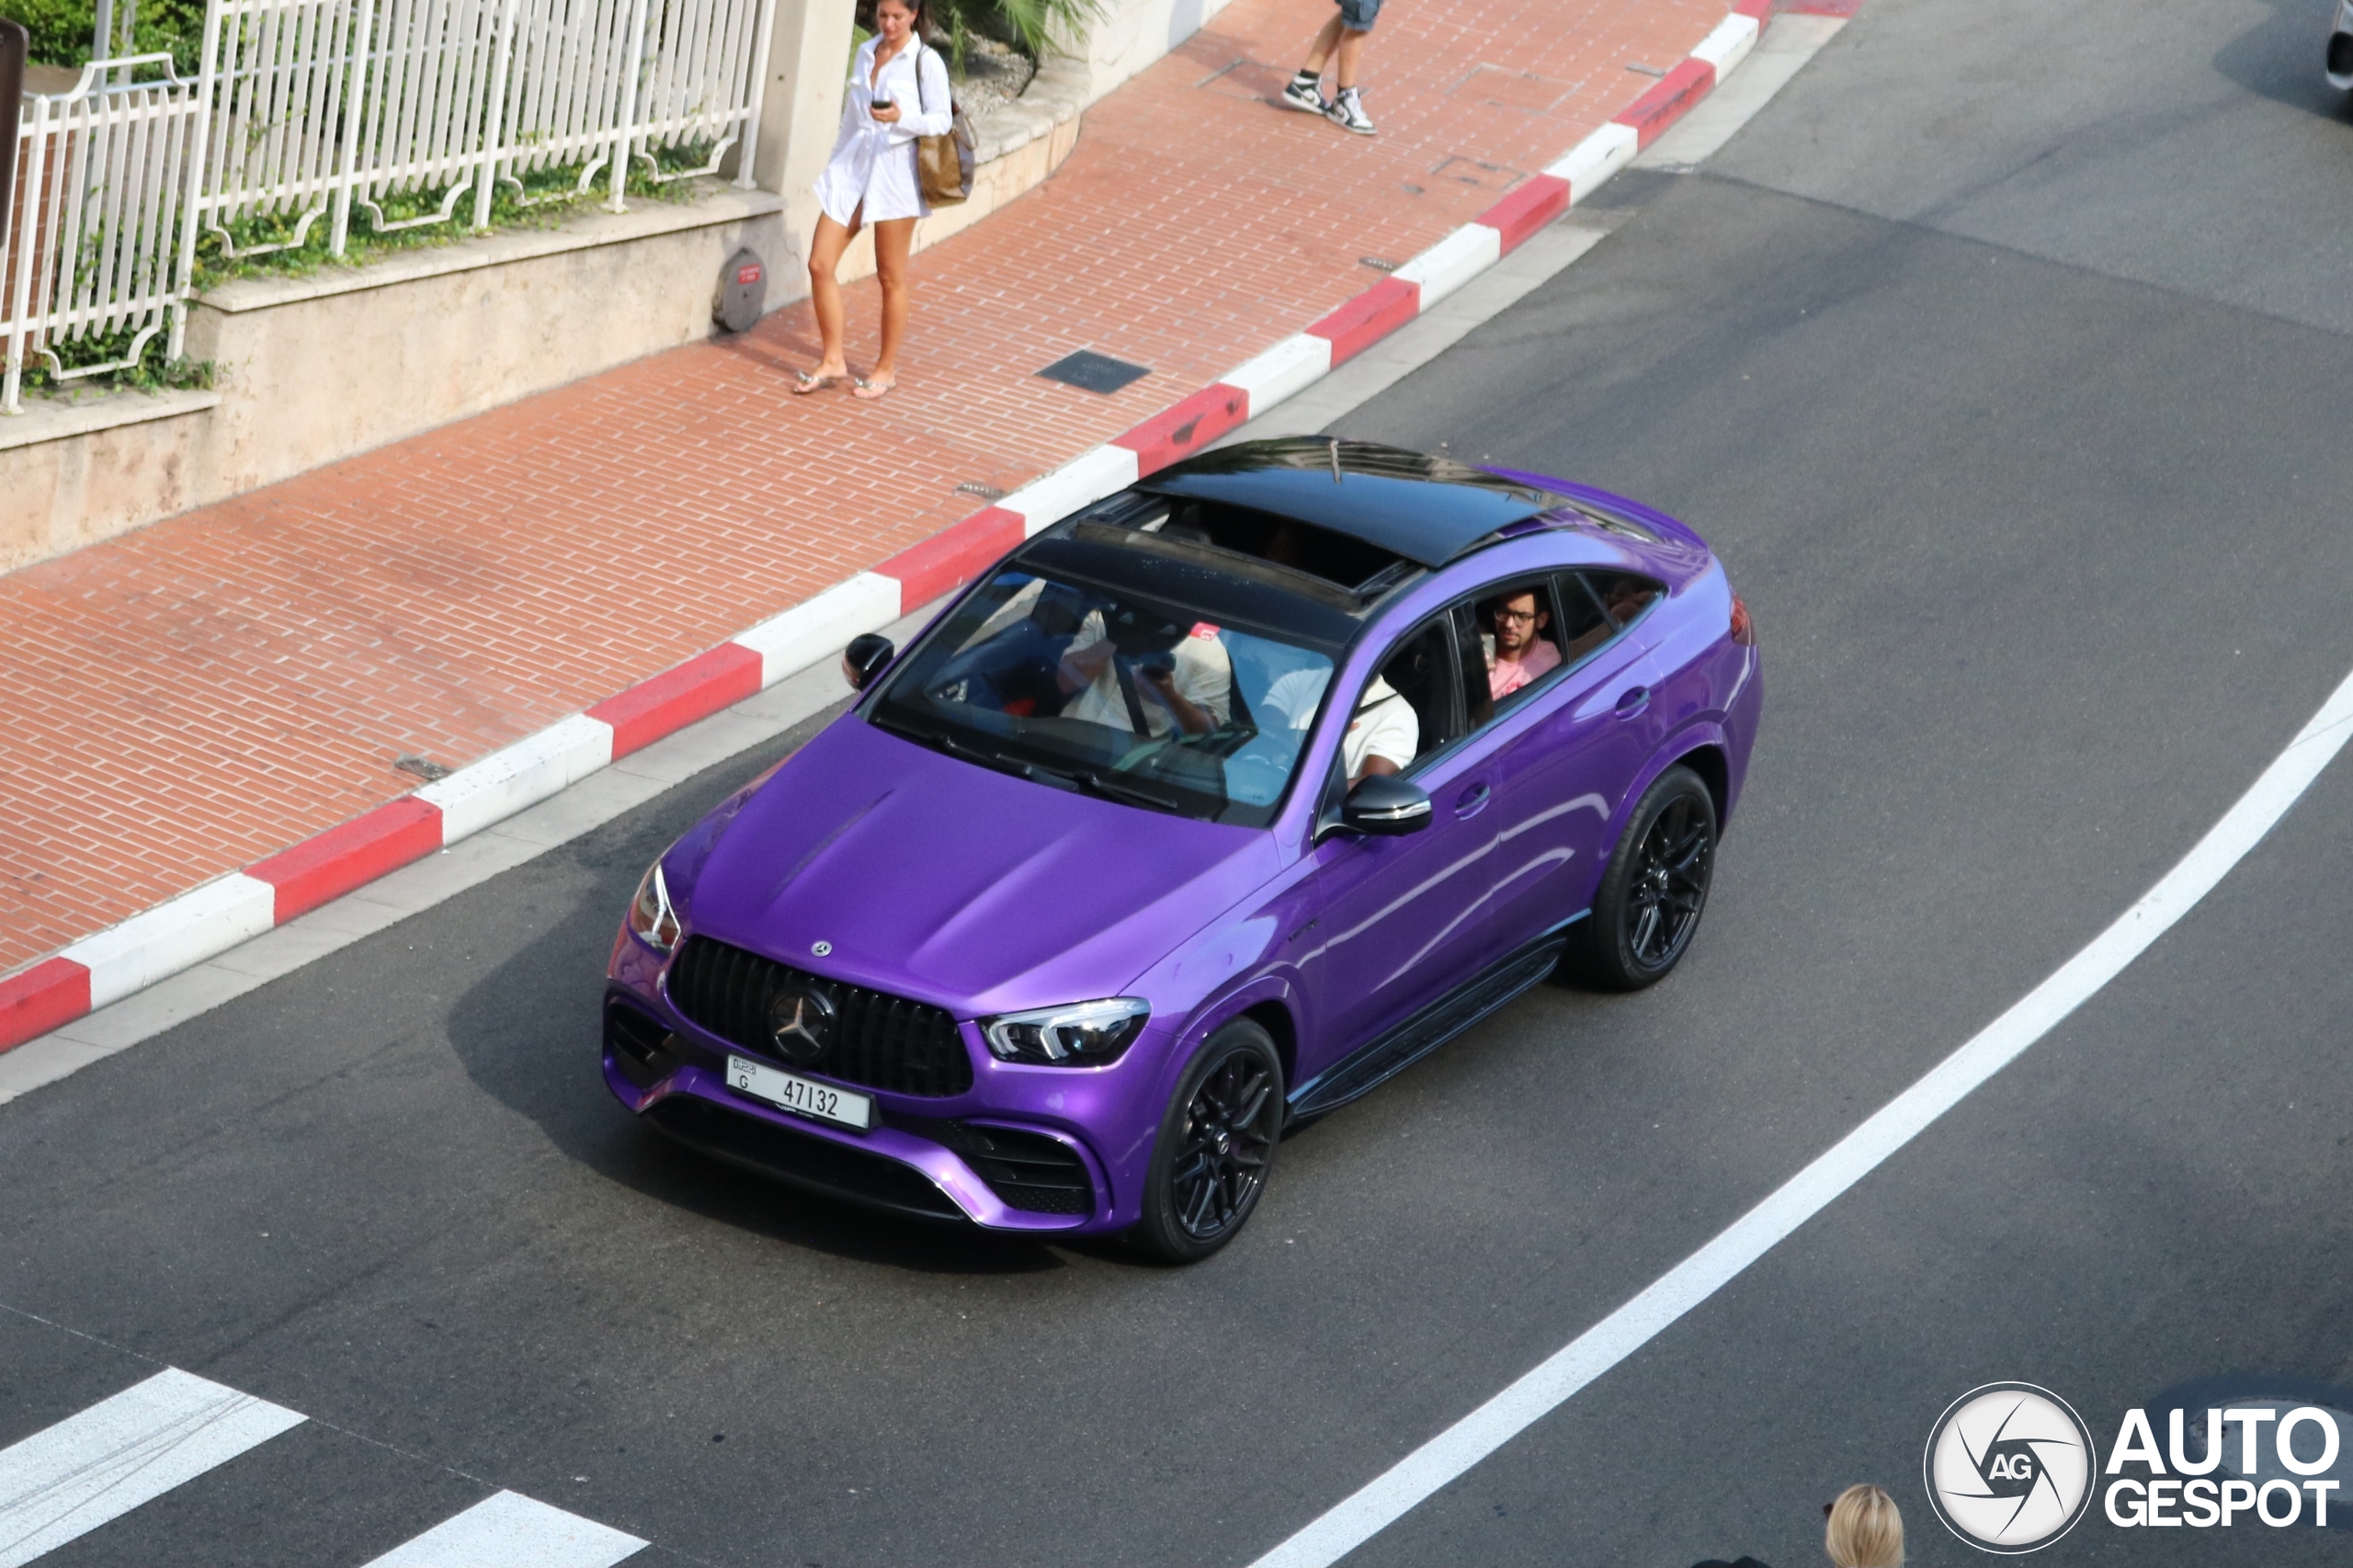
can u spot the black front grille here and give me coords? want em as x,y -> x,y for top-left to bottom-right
648,1096 -> 965,1221
665,936 -> 974,1097
903,1118 -> 1096,1215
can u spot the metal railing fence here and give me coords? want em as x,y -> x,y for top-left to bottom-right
4,57 -> 205,411
2,0 -> 773,411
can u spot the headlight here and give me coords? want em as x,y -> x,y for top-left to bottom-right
627,859 -> 681,953
982,997 -> 1150,1065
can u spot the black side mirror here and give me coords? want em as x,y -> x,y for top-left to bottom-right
843,633 -> 895,691
1339,773 -> 1432,836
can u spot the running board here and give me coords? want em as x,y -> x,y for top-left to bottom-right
1286,920 -> 1580,1121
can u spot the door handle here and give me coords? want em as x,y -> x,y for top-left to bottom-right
1613,686 -> 1651,718
1452,782 -> 1491,819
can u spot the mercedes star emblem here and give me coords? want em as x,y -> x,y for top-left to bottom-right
811,939 -> 833,957
767,984 -> 836,1065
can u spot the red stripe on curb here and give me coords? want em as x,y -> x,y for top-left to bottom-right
1306,277 -> 1421,367
1734,0 -> 1771,20
588,643 -> 765,759
1,958 -> 92,1052
249,797 -> 445,923
876,506 -> 1026,607
1477,175 -> 1572,254
1113,383 -> 1251,474
1613,56 -> 1716,148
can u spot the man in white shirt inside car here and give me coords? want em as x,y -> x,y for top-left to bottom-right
1263,667 -> 1418,788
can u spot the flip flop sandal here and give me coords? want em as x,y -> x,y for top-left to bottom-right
793,370 -> 844,394
852,378 -> 895,401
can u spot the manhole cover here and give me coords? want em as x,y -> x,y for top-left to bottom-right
1037,350 -> 1151,395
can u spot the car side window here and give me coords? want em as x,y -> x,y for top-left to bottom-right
1455,579 -> 1575,727
1323,617 -> 1461,799
1560,570 -> 1661,665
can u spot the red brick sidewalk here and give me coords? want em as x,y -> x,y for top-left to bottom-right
0,0 -> 1723,978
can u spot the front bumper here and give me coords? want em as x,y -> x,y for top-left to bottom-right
601,956 -> 1152,1236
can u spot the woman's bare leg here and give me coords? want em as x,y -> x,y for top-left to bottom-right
803,210 -> 860,382
857,216 -> 917,396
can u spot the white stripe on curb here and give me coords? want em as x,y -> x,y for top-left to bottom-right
363,1491 -> 647,1568
1222,335 -> 1335,416
732,572 -> 904,688
1252,665 -> 2353,1568
419,713 -> 617,846
1546,120 -> 1639,194
1392,224 -> 1505,311
1001,445 -> 1143,536
0,1369 -> 305,1568
1689,10 -> 1762,73
61,875 -> 276,1012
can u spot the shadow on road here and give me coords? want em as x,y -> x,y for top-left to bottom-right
438,715 -> 1077,1279
2211,0 -> 2353,120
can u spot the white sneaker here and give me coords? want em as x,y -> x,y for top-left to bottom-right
1279,75 -> 1324,114
1324,88 -> 1376,135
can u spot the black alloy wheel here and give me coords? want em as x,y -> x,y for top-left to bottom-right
1563,764 -> 1718,992
1135,1019 -> 1283,1264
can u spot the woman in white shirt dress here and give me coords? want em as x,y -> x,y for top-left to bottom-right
796,0 -> 953,401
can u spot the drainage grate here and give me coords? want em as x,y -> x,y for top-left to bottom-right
1036,350 -> 1151,395
955,481 -> 1007,501
393,754 -> 449,781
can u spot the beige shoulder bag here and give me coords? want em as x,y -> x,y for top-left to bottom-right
915,44 -> 976,206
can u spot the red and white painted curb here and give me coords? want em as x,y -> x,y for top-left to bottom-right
0,0 -> 1774,1052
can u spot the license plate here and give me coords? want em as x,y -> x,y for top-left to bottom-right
725,1055 -> 873,1131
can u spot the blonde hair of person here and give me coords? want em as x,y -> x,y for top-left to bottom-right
1824,1483 -> 1904,1568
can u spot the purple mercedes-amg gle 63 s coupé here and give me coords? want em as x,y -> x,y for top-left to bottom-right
603,439 -> 1762,1261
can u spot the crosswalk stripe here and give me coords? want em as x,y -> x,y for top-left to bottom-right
0,1367 -> 306,1568
361,1490 -> 647,1568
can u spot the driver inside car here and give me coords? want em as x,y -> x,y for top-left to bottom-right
1057,608 -> 1233,738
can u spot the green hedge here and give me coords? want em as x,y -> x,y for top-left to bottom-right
6,0 -> 206,72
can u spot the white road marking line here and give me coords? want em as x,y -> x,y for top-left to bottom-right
0,1368 -> 305,1568
363,1490 -> 647,1568
1252,661 -> 2353,1568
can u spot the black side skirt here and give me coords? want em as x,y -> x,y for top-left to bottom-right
1286,915 -> 1584,1122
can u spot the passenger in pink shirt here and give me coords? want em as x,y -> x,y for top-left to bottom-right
1484,588 -> 1562,700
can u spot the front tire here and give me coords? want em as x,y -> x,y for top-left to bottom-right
1563,764 -> 1718,991
1133,1020 -> 1283,1264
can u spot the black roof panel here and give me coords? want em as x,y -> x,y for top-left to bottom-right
1138,438 -> 1565,567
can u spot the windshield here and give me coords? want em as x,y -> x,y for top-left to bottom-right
866,565 -> 1338,826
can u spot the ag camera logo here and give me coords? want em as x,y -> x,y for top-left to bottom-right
1924,1383 -> 2095,1553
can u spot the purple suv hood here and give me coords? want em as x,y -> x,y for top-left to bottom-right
681,716 -> 1281,1017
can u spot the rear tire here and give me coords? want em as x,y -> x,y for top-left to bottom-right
1133,1020 -> 1283,1264
1562,765 -> 1718,992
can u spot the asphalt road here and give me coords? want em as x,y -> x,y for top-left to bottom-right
6,0 -> 2353,1564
